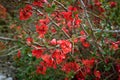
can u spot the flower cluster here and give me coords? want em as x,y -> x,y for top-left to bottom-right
15,0 -> 120,80
19,5 -> 33,20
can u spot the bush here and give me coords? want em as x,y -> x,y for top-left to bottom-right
9,0 -> 120,80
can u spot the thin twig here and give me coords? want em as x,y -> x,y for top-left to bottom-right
93,29 -> 120,33
0,36 -> 16,41
0,47 -> 24,57
80,24 -> 89,36
104,72 -> 115,80
0,36 -> 25,45
54,0 -> 68,11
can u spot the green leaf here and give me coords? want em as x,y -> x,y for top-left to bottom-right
45,5 -> 56,13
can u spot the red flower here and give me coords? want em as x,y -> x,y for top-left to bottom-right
32,49 -> 43,58
36,65 -> 47,75
62,62 -> 80,73
36,24 -> 48,38
68,6 -> 77,12
62,27 -> 69,34
33,0 -> 48,7
74,38 -> 79,43
82,41 -> 90,48
64,78 -> 69,80
93,17 -> 101,24
62,11 -> 73,21
111,43 -> 119,51
82,58 -> 95,68
41,54 -> 56,68
26,37 -> 33,46
41,54 -> 50,62
33,1 -> 43,7
50,38 -> 57,45
39,17 -> 50,25
109,1 -> 117,8
116,41 -> 120,44
80,30 -> 85,35
94,70 -> 101,78
104,58 -> 109,64
75,19 -> 82,25
17,50 -> 21,58
41,0 -> 48,3
52,49 -> 66,64
67,21 -> 72,29
16,26 -> 21,30
57,40 -> 72,54
19,5 -> 32,20
98,7 -> 105,13
116,64 -> 120,73
51,27 -> 56,33
88,4 -> 94,10
74,71 -> 85,80
94,78 -> 100,80
80,36 -> 86,43
95,2 -> 102,7
85,67 -> 91,74
94,0 -> 99,3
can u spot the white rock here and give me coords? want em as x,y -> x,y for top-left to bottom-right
5,77 -> 13,80
0,73 -> 13,80
0,74 -> 6,80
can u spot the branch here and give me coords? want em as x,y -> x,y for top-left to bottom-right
79,0 -> 105,55
93,29 -> 120,33
0,47 -> 24,57
79,0 -> 95,38
0,36 -> 16,41
0,36 -> 25,45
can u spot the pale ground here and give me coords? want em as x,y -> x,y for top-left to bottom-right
0,73 -> 13,80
